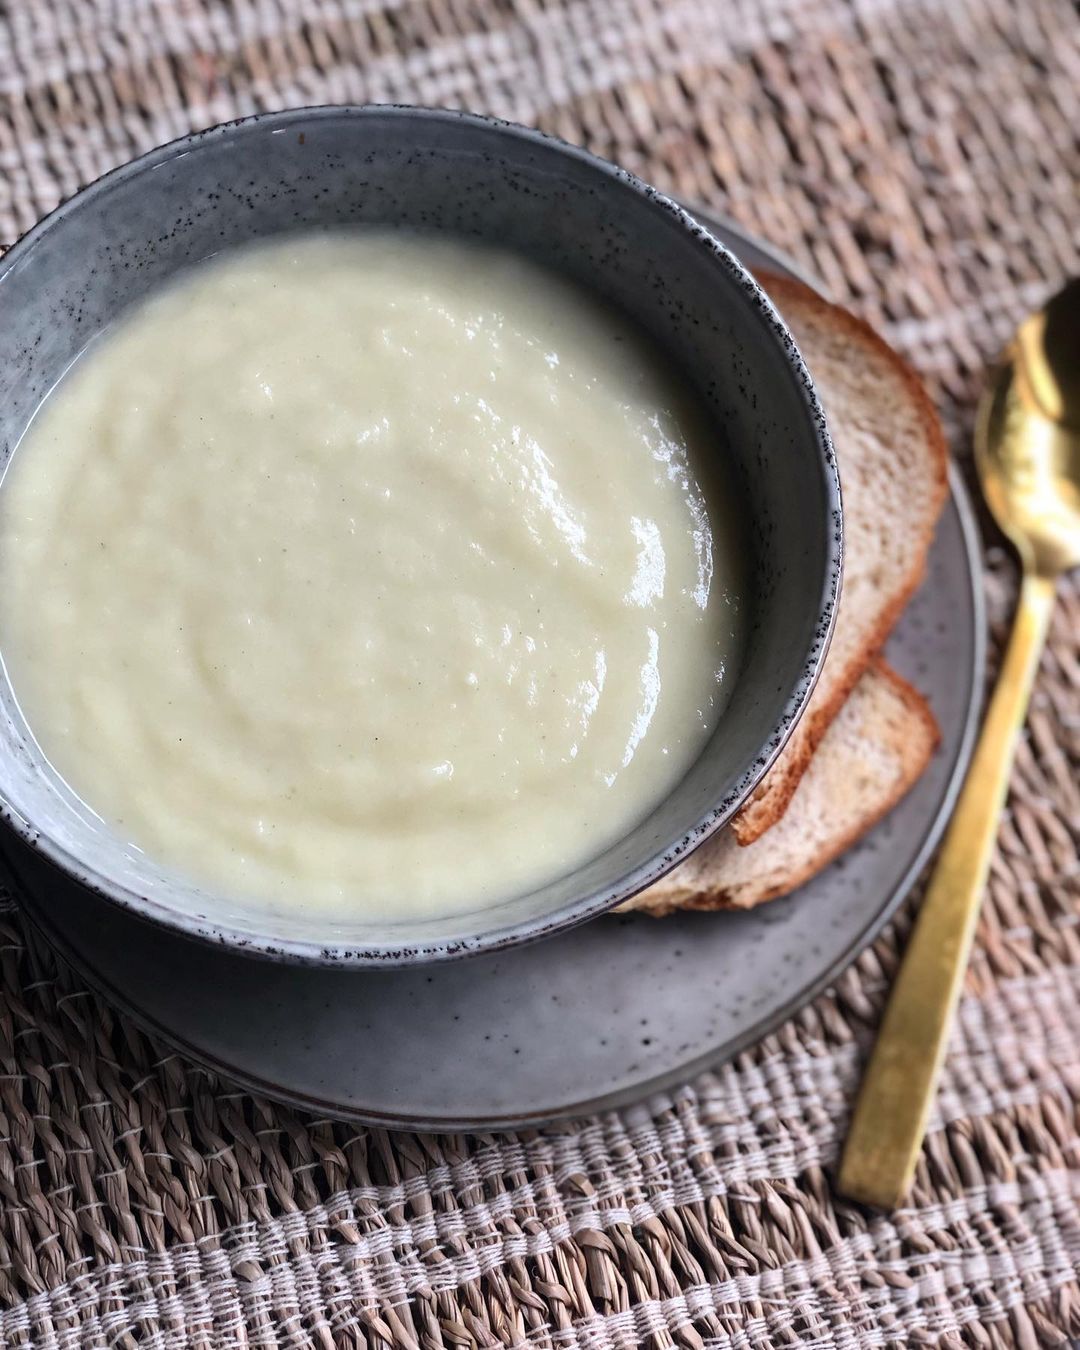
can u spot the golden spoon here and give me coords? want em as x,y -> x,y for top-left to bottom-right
838,277 -> 1080,1209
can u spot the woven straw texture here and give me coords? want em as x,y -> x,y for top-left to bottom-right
0,0 -> 1078,1345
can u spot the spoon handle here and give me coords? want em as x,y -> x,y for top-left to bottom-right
838,570 -> 1057,1210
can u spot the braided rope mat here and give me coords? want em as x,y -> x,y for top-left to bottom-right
0,0 -> 1078,1345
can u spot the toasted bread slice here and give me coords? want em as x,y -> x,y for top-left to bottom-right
731,274 -> 948,845
620,660 -> 939,915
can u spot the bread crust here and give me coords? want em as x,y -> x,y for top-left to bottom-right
730,272 -> 949,845
624,659 -> 940,916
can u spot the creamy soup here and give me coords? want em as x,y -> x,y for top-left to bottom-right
0,233 -> 743,919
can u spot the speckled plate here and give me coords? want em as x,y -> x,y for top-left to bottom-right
5,214 -> 985,1130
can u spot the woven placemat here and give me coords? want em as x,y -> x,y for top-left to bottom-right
0,1 -> 1078,1345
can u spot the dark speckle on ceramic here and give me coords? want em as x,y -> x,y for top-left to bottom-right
0,107 -> 841,967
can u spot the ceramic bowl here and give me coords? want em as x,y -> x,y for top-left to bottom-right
0,106 -> 840,966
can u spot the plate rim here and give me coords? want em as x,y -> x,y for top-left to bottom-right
7,211 -> 987,1130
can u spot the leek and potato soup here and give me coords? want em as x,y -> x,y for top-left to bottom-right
0,233 -> 744,919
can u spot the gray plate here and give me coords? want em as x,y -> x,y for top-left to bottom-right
6,214 -> 985,1130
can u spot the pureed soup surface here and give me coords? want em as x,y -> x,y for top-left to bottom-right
0,232 -> 744,919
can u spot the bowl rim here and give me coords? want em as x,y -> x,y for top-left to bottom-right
0,104 -> 842,967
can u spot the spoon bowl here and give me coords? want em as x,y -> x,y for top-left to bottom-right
977,277 -> 1080,575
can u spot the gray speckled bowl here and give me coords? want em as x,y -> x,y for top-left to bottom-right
0,107 -> 840,967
